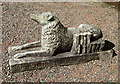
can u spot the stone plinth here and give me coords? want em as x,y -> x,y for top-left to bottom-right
9,49 -> 113,73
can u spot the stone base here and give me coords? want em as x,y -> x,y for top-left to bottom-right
9,49 -> 113,73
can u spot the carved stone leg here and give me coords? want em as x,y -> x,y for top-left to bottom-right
13,50 -> 50,59
95,43 -> 100,52
88,39 -> 105,53
81,32 -> 91,54
87,32 -> 91,45
91,43 -> 96,53
71,32 -> 92,54
87,44 -> 91,53
99,41 -> 105,51
82,46 -> 86,54
71,34 -> 81,54
8,41 -> 41,53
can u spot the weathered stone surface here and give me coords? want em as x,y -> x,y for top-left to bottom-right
8,41 -> 41,53
71,33 -> 105,54
8,12 -> 104,59
78,24 -> 103,41
71,32 -> 92,54
8,12 -> 115,73
9,49 -> 113,73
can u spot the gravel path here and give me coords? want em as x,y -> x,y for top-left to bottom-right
2,2 -> 118,82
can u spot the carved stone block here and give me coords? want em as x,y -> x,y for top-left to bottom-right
8,12 -> 115,73
9,49 -> 113,73
71,33 -> 105,54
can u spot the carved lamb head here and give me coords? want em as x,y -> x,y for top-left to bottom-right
30,12 -> 59,26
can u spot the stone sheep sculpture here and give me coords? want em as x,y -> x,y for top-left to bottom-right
8,12 -> 103,59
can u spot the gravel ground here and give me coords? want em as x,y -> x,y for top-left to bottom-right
1,2 -> 119,82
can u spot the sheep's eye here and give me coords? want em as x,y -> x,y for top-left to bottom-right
47,15 -> 54,21
48,17 -> 54,21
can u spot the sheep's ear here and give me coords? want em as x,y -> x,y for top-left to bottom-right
47,15 -> 54,21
